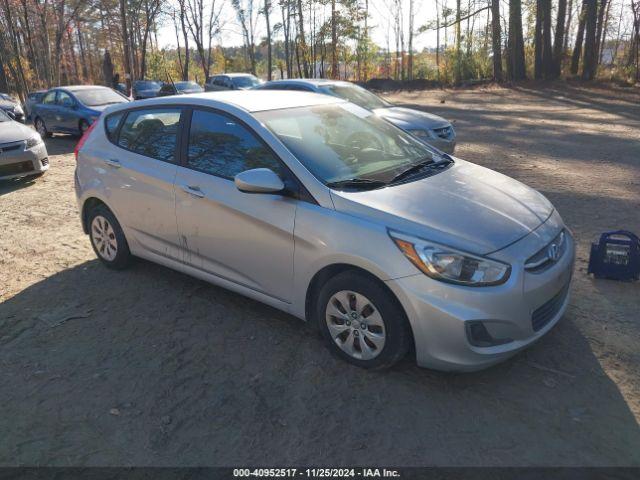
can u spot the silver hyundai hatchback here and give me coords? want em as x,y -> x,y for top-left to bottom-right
75,91 -> 574,371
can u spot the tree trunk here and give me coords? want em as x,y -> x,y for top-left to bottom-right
119,0 -> 133,92
508,0 -> 526,80
331,0 -> 338,79
265,0 -> 272,80
571,1 -> 587,75
491,0 -> 503,81
552,0 -> 567,77
581,0 -> 598,79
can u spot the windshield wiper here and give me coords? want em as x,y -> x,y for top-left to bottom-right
326,178 -> 388,191
390,155 -> 453,185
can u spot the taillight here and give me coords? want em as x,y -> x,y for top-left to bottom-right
74,120 -> 98,161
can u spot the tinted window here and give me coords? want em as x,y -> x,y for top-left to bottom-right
105,112 -> 124,142
232,76 -> 260,88
118,108 -> 182,163
57,91 -> 74,108
43,91 -> 56,104
187,109 -> 283,179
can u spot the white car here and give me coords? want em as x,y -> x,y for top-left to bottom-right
0,109 -> 49,180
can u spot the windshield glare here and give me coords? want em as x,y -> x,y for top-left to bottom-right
233,76 -> 260,88
177,82 -> 203,91
320,85 -> 390,110
135,81 -> 160,90
74,88 -> 127,107
255,103 -> 439,186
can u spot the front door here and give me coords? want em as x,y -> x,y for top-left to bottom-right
175,108 -> 297,303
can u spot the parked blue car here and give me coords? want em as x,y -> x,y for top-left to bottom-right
32,85 -> 130,137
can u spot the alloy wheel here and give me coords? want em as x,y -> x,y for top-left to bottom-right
36,119 -> 46,137
325,290 -> 386,360
91,215 -> 118,261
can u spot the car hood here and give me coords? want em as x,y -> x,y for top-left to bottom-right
0,120 -> 33,143
330,158 -> 554,255
373,106 -> 451,130
0,100 -> 18,110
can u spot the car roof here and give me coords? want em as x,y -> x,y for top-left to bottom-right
109,90 -> 345,113
224,73 -> 256,78
53,85 -> 111,92
266,79 -> 352,87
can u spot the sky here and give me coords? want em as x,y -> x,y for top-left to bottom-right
155,0 -> 447,52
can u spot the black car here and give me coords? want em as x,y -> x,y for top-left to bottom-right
158,81 -> 204,97
132,80 -> 162,100
0,93 -> 25,123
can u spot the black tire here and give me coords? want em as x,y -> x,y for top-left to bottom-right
79,119 -> 90,136
87,204 -> 132,270
34,117 -> 52,138
315,270 -> 412,369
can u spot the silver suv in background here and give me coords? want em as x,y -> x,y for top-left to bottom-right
205,73 -> 263,91
255,79 -> 456,154
75,91 -> 574,371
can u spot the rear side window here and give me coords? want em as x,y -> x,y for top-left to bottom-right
105,112 -> 124,142
186,109 -> 283,179
117,108 -> 182,163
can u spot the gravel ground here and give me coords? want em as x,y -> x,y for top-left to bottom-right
1,83 -> 639,467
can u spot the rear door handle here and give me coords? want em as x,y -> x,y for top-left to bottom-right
104,158 -> 121,168
180,184 -> 205,198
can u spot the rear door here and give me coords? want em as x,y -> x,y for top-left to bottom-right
174,107 -> 297,302
103,106 -> 184,259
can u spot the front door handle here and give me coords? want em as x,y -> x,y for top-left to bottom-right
104,158 -> 121,168
180,184 -> 205,198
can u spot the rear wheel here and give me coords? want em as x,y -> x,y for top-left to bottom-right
35,118 -> 51,138
315,271 -> 411,369
79,119 -> 90,135
87,205 -> 132,270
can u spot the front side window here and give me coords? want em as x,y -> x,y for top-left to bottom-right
232,76 -> 260,88
186,109 -> 283,179
57,91 -> 74,108
255,103 -> 439,186
118,108 -> 182,163
43,91 -> 56,104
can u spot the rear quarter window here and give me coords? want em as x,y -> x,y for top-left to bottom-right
105,112 -> 125,142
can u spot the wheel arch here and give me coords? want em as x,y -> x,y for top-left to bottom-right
304,263 -> 412,333
81,197 -> 108,234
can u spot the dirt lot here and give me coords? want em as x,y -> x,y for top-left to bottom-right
1,83 -> 639,467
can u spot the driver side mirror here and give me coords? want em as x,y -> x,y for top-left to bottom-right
234,168 -> 285,194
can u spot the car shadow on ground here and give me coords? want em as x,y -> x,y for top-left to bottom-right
0,176 -> 42,196
1,258 -> 639,466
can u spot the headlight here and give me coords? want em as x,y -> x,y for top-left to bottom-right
14,105 -> 24,114
389,231 -> 511,286
407,129 -> 433,140
25,133 -> 43,149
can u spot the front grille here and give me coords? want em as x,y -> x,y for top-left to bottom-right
0,161 -> 33,176
525,229 -> 568,272
433,126 -> 454,140
531,283 -> 570,332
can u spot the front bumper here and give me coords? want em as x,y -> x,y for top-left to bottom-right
386,230 -> 575,371
0,141 -> 49,180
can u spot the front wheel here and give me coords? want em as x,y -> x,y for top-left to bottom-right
87,205 -> 132,270
35,118 -> 51,138
315,271 -> 412,369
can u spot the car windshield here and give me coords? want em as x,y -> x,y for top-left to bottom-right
176,82 -> 203,92
319,85 -> 390,110
255,103 -> 441,187
74,88 -> 128,106
233,76 -> 261,88
0,109 -> 10,122
135,81 -> 160,90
